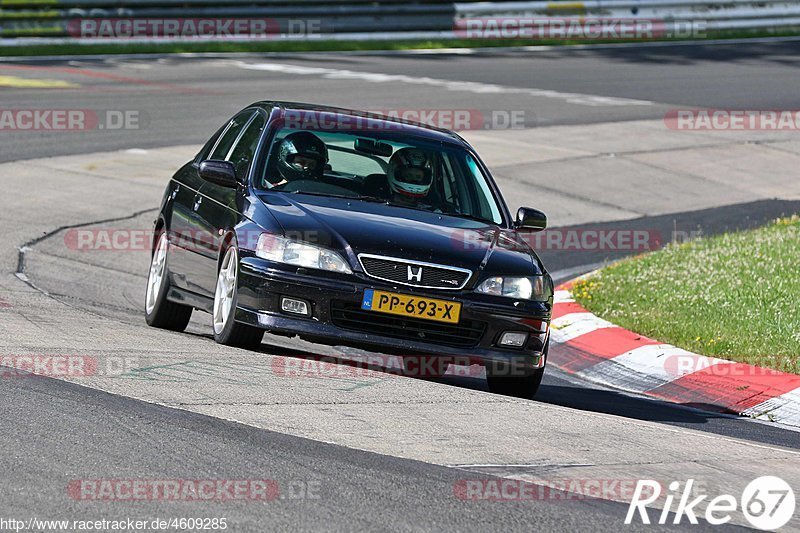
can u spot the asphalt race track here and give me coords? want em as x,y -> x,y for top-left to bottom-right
4,39 -> 800,161
1,40 -> 799,531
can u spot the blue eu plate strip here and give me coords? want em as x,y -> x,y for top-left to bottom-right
361,289 -> 374,310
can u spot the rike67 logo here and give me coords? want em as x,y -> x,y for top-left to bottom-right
626,476 -> 795,530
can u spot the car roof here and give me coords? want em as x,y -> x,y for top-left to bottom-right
250,100 -> 471,147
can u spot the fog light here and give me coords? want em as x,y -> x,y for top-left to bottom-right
499,331 -> 528,348
281,297 -> 310,316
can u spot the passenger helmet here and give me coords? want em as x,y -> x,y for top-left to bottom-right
387,148 -> 434,198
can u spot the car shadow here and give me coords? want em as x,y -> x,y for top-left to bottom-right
178,324 -> 800,447
165,197 -> 800,447
414,367 -> 798,448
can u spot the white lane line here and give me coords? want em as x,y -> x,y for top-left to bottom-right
742,387 -> 800,428
235,61 -> 654,107
550,311 -> 615,343
578,344 -> 733,393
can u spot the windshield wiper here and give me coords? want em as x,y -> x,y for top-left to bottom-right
287,191 -> 360,200
381,200 -> 440,214
359,197 -> 495,224
442,212 -> 495,225
285,192 -> 495,224
351,195 -> 387,203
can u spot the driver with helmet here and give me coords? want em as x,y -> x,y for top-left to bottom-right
386,147 -> 439,209
269,131 -> 328,186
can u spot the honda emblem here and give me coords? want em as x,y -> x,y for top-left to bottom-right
407,265 -> 423,282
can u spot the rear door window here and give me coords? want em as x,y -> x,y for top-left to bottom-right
227,112 -> 267,179
209,110 -> 255,160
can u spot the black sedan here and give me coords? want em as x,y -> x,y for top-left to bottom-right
145,102 -> 553,397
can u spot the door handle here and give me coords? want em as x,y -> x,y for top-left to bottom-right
193,195 -> 203,211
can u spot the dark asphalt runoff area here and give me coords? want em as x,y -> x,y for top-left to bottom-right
1,369 -> 743,532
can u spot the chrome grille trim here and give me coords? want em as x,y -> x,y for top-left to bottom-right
357,253 -> 472,290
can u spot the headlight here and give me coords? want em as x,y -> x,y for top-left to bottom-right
475,275 -> 551,301
256,234 -> 352,274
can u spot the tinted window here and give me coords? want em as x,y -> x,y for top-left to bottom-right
195,124 -> 227,163
228,112 -> 266,178
260,127 -> 504,224
209,111 -> 255,160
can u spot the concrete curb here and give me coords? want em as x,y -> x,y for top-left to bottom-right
549,280 -> 800,428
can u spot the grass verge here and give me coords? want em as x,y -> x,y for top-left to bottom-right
2,29 -> 800,57
572,215 -> 800,372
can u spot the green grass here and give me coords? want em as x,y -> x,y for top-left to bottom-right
2,28 -> 800,56
572,215 -> 800,372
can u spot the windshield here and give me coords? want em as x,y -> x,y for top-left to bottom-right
259,127 -> 504,224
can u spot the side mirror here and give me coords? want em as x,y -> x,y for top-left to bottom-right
515,207 -> 547,232
198,160 -> 239,188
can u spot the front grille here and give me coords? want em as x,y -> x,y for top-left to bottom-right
359,254 -> 471,290
331,301 -> 485,348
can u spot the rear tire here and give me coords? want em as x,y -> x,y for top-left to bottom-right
145,231 -> 192,331
486,340 -> 548,399
212,245 -> 264,348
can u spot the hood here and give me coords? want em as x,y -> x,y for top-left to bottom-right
256,193 -> 543,282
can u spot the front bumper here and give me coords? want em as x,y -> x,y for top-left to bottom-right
236,256 -> 551,371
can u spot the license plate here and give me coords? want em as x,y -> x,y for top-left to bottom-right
361,289 -> 461,324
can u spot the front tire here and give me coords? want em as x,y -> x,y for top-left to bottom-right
486,340 -> 548,399
145,231 -> 192,331
212,245 -> 264,348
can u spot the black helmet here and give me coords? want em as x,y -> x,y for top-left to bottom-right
276,131 -> 327,182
